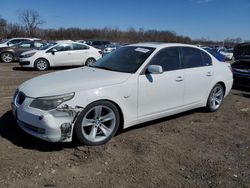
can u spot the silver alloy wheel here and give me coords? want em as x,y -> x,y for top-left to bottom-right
81,105 -> 116,143
209,85 -> 224,111
36,59 -> 48,70
1,52 -> 13,63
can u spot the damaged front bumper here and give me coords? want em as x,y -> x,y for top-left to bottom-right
12,97 -> 83,142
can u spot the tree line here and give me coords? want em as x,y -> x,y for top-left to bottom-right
0,9 -> 245,47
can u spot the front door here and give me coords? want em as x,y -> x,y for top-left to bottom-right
138,47 -> 185,117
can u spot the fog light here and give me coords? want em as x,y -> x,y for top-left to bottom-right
60,123 -> 72,140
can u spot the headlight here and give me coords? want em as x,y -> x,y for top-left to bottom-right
22,52 -> 36,58
30,92 -> 75,111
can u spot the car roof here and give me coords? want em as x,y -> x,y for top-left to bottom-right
128,42 -> 201,49
8,38 -> 40,40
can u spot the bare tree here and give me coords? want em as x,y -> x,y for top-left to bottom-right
19,9 -> 44,37
0,16 -> 7,38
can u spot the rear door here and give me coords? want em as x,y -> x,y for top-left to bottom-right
72,43 -> 91,65
15,41 -> 33,56
180,47 -> 213,106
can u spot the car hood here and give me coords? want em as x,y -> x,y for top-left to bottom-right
233,43 -> 250,62
18,67 -> 131,98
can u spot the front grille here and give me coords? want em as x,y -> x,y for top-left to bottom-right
17,92 -> 26,105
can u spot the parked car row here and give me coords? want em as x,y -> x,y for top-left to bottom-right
0,37 -> 249,89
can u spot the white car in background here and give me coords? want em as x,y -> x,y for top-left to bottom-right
12,43 -> 233,145
0,38 -> 40,48
218,48 -> 234,60
19,41 -> 102,70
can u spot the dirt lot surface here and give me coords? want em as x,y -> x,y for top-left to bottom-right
0,63 -> 250,188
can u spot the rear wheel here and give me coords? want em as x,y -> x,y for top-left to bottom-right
34,58 -> 49,71
206,84 -> 224,112
1,52 -> 14,63
75,101 -> 120,145
85,58 -> 96,66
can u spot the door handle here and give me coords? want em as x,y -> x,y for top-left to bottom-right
176,76 -> 184,82
206,72 -> 212,76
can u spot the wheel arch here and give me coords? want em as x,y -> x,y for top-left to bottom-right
89,99 -> 124,130
85,57 -> 96,65
216,81 -> 226,96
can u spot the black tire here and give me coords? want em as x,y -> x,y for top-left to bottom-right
206,84 -> 224,112
34,58 -> 49,71
75,101 -> 120,146
1,52 -> 14,63
85,58 -> 96,66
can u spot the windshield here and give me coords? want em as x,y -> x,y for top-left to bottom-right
39,42 -> 56,50
90,46 -> 155,73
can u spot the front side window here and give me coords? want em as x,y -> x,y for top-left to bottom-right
181,47 -> 204,68
149,47 -> 181,72
9,39 -> 22,45
90,46 -> 155,73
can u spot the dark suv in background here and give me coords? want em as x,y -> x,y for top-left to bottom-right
232,43 -> 250,88
0,40 -> 45,63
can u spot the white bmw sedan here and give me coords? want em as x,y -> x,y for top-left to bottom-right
19,42 -> 102,71
12,43 -> 233,145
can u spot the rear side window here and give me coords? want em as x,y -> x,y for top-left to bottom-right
181,47 -> 204,68
19,41 -> 32,48
72,43 -> 89,50
54,44 -> 72,51
150,47 -> 181,71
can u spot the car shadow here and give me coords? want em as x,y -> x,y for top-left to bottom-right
232,86 -> 250,98
0,108 -> 205,151
117,108 -> 205,135
0,111 -> 78,152
12,66 -> 82,72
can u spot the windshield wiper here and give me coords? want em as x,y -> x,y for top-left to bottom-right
89,65 -> 114,71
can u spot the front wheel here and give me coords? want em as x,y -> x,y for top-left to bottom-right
206,84 -> 224,112
34,58 -> 49,71
1,52 -> 14,63
75,101 -> 120,146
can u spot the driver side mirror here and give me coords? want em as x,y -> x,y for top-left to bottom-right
7,42 -> 10,46
147,65 -> 163,74
51,48 -> 57,55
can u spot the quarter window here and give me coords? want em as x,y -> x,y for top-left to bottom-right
181,47 -> 204,68
201,50 -> 212,66
149,47 -> 181,71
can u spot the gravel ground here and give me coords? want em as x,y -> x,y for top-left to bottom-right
0,63 -> 249,188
